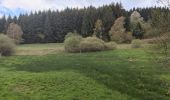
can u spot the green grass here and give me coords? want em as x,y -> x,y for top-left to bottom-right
0,43 -> 170,100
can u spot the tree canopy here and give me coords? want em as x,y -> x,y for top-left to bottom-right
0,3 -> 169,43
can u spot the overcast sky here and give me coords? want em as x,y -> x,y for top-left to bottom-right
0,0 -> 158,11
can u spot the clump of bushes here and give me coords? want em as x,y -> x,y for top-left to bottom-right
79,37 -> 106,52
105,42 -> 117,50
64,34 -> 82,53
0,34 -> 16,56
64,33 -> 117,53
131,39 -> 142,48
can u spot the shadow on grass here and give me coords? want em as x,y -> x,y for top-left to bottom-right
0,51 -> 170,100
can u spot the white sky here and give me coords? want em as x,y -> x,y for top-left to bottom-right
0,0 -> 158,11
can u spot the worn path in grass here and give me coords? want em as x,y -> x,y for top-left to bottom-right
0,43 -> 170,100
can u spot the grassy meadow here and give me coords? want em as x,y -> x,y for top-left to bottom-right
0,43 -> 170,100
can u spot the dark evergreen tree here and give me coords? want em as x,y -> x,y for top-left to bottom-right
0,2 -> 169,43
5,15 -> 13,32
44,13 -> 53,42
132,22 -> 144,39
0,16 -> 6,33
81,6 -> 97,37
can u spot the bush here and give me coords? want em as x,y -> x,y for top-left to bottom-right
79,37 -> 106,52
144,28 -> 159,38
105,42 -> 117,50
131,39 -> 142,48
0,34 -> 15,56
64,36 -> 117,53
64,35 -> 82,52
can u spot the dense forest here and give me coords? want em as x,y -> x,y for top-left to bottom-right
0,2 -> 169,43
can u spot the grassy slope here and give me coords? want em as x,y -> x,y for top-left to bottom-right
0,43 -> 170,100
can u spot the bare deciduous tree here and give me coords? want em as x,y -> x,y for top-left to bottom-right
7,23 -> 23,44
93,19 -> 104,39
157,0 -> 170,8
109,16 -> 132,43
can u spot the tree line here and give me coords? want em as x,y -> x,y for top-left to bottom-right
0,2 -> 169,44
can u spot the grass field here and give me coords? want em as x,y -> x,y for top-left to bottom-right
0,43 -> 170,100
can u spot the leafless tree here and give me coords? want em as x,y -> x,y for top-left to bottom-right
157,0 -> 170,8
7,23 -> 23,44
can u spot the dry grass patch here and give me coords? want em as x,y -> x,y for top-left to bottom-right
15,43 -> 64,55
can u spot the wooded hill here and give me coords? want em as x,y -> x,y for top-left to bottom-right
0,2 -> 169,43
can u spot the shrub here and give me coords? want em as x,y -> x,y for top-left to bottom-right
0,34 -> 15,56
64,35 -> 117,53
105,42 -> 117,50
131,39 -> 142,48
144,28 -> 160,39
79,37 -> 105,52
64,35 -> 82,52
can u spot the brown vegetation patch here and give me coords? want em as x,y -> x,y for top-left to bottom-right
12,84 -> 31,93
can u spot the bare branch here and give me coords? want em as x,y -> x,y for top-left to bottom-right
157,0 -> 170,8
